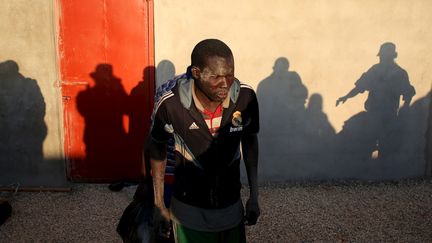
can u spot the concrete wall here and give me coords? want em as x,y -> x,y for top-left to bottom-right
154,0 -> 432,181
0,0 -> 67,187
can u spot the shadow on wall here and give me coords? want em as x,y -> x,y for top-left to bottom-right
258,43 -> 430,181
76,64 -> 133,179
257,57 -> 336,180
0,60 -> 47,180
398,91 -> 431,176
425,90 -> 432,175
74,63 -> 158,181
156,59 -> 176,89
129,65 -> 156,177
334,42 -> 421,179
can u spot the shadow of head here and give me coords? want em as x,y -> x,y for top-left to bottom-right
377,42 -> 397,62
273,57 -> 289,72
307,93 -> 323,111
0,60 -> 19,77
90,64 -> 120,86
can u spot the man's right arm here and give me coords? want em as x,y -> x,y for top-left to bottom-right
336,87 -> 362,106
146,97 -> 172,238
336,72 -> 369,106
147,140 -> 167,208
147,139 -> 171,238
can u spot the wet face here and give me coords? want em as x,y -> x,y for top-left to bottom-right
192,56 -> 235,103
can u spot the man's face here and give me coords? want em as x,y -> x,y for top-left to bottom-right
192,56 -> 235,102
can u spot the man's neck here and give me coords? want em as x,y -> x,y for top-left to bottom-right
194,85 -> 221,113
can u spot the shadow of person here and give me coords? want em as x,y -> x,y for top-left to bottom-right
336,42 -> 416,162
335,111 -> 378,176
257,57 -> 308,179
76,64 -> 130,179
0,60 -> 47,175
423,90 -> 432,175
304,93 -> 336,152
128,66 -> 156,179
397,91 -> 432,176
156,59 -> 176,89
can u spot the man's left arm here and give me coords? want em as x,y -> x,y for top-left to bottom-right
400,71 -> 416,113
241,133 -> 260,225
402,84 -> 416,108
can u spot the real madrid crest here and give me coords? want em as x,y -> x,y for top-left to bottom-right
232,111 -> 242,127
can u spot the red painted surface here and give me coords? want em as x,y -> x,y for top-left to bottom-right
59,0 -> 154,182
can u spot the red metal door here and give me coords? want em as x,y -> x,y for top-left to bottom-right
58,0 -> 155,182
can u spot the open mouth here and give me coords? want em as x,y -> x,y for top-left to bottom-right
217,90 -> 228,99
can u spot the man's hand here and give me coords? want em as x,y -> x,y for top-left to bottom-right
336,96 -> 347,106
153,205 -> 171,239
244,198 -> 260,226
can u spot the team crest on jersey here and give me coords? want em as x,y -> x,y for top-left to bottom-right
230,111 -> 243,132
232,111 -> 242,126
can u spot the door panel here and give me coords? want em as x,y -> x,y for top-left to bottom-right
58,0 -> 154,182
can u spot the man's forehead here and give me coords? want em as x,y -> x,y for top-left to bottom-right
204,56 -> 234,69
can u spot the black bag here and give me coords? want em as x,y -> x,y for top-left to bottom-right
117,177 -> 174,243
117,199 -> 154,243
117,178 -> 155,243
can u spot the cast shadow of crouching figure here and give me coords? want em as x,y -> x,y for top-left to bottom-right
304,93 -> 336,155
257,57 -> 308,179
0,60 -> 47,176
77,64 -> 130,178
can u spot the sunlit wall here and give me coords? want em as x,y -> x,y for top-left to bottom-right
155,0 -> 432,181
0,0 -> 66,186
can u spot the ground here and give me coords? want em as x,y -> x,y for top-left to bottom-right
0,179 -> 431,242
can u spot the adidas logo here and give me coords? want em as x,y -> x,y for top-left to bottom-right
189,122 -> 200,130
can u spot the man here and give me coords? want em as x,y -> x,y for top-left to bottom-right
147,39 -> 260,242
336,42 -> 415,158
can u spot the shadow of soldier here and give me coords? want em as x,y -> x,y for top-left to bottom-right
335,42 -> 419,179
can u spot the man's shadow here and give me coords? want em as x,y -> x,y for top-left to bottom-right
257,57 -> 309,179
128,60 -> 176,178
128,66 -> 156,178
0,60 -> 47,177
335,42 -> 420,178
76,64 -> 131,178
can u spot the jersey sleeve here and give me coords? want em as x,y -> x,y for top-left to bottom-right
150,100 -> 172,143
